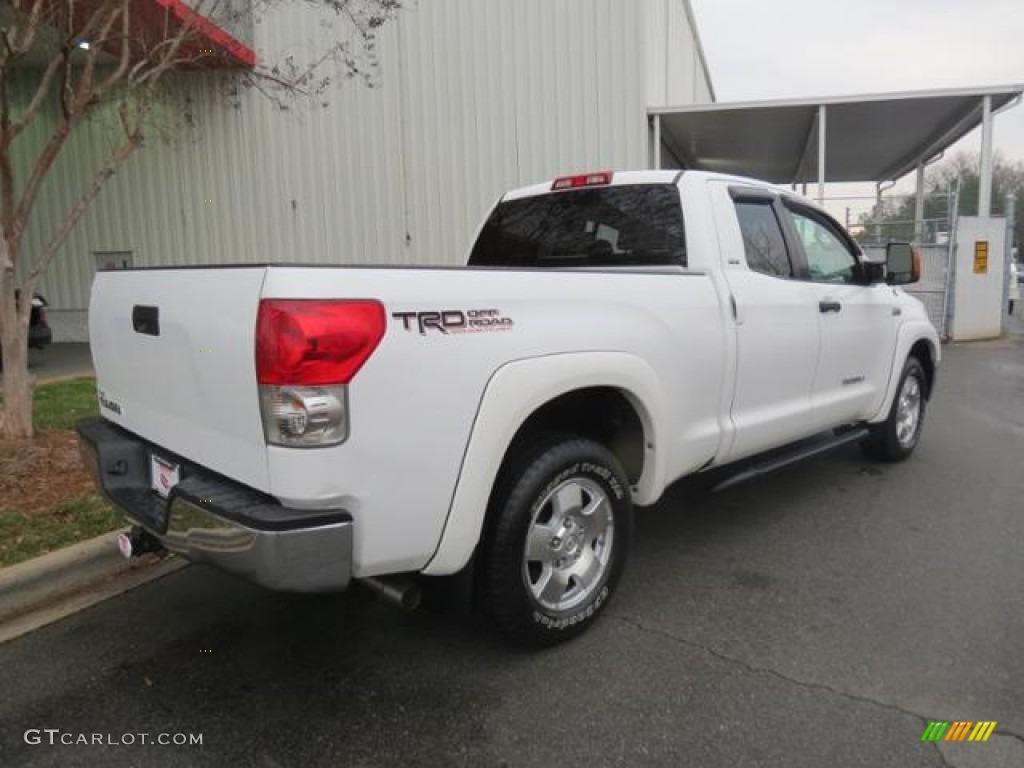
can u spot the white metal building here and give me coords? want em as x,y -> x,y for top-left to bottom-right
21,0 -> 714,341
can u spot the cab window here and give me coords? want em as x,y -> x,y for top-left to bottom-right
734,201 -> 793,278
469,185 -> 686,267
785,207 -> 859,284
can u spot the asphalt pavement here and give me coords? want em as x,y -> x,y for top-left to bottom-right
0,344 -> 94,385
29,344 -> 94,383
1,333 -> 1022,767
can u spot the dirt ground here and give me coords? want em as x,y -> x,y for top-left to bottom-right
0,430 -> 94,514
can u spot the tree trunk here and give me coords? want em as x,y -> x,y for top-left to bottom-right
0,242 -> 34,439
0,330 -> 34,439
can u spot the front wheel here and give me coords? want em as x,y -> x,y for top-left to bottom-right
479,436 -> 633,647
862,356 -> 928,462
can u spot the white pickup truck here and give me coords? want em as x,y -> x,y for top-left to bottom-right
78,170 -> 939,646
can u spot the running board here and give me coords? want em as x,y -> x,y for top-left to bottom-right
711,427 -> 870,493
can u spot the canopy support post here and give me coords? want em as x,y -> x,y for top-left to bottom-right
914,162 -> 926,243
979,95 -> 994,217
817,105 -> 827,203
652,114 -> 662,170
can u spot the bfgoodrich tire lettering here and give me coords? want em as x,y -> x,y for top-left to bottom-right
480,436 -> 633,647
862,356 -> 927,462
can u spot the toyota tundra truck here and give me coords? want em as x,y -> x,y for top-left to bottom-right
77,170 -> 939,646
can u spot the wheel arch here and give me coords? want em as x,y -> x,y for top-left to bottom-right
870,323 -> 941,423
421,352 -> 667,576
505,387 -> 647,484
908,338 -> 936,399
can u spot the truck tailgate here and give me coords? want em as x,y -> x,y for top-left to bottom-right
88,267 -> 271,491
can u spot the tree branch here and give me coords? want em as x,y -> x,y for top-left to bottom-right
125,36 -> 186,84
93,3 -> 134,98
71,8 -> 117,109
0,76 -> 15,240
27,129 -> 145,285
64,0 -> 121,55
132,19 -> 201,90
8,57 -> 63,139
0,149 -> 14,249
58,47 -> 73,120
8,1 -> 118,136
0,29 -> 15,69
13,119 -> 71,242
266,42 -> 342,94
9,0 -> 48,59
246,68 -> 312,97
0,58 -> 9,134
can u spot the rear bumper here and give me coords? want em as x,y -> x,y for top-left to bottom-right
75,417 -> 353,592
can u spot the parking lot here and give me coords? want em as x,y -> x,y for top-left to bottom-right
1,332 -> 1022,768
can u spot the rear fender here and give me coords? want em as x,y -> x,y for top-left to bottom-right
421,351 -> 666,576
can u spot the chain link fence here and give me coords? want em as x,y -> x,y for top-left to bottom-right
824,188 -> 958,336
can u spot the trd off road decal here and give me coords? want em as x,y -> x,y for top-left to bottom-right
392,308 -> 514,335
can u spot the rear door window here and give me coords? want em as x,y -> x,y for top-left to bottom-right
469,185 -> 686,267
734,201 -> 794,278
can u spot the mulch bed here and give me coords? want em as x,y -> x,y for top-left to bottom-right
0,430 -> 94,514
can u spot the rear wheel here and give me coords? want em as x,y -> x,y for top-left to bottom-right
480,435 -> 632,647
862,356 -> 927,462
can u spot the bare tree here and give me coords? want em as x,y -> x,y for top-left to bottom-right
856,151 -> 1024,247
0,0 -> 402,438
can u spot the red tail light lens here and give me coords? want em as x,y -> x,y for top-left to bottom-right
256,299 -> 385,386
551,171 -> 613,191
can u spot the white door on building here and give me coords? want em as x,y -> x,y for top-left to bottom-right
951,217 -> 1006,341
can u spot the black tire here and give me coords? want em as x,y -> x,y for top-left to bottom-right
479,435 -> 633,647
862,356 -> 928,462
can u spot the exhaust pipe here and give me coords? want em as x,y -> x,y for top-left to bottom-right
116,526 -> 165,559
359,575 -> 422,611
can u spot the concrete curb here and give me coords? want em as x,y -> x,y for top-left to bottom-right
0,530 -> 186,641
36,371 -> 96,386
0,530 -> 131,617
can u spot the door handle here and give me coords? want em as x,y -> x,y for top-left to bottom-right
132,305 -> 160,336
818,300 -> 842,314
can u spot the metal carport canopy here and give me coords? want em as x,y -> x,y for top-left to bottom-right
648,85 -> 1023,184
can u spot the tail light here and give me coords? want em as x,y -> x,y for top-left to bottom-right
255,299 -> 385,447
551,171 -> 613,191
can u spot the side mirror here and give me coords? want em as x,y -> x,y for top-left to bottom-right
860,260 -> 886,284
885,242 -> 921,285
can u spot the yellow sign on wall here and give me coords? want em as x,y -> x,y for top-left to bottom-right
974,240 -> 989,274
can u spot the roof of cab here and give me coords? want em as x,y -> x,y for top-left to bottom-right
502,170 -> 684,202
499,168 -> 829,216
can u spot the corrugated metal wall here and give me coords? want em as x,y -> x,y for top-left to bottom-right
645,0 -> 715,109
15,0 -> 709,339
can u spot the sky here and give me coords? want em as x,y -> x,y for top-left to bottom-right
688,0 -> 1024,217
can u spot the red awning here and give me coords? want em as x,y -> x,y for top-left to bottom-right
75,0 -> 254,69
